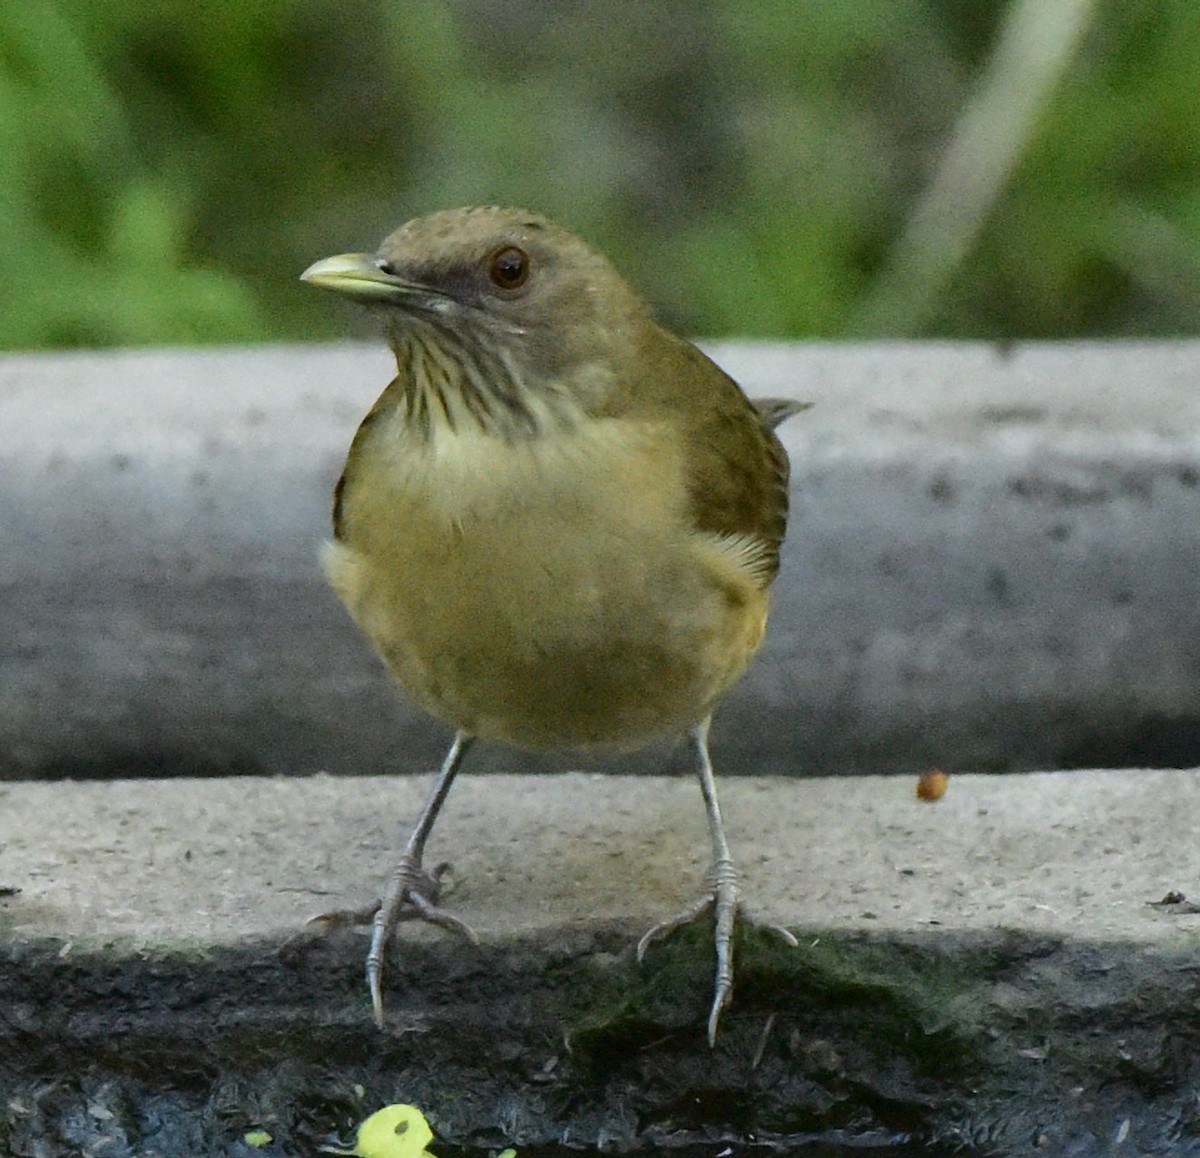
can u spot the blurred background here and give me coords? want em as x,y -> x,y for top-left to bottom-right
1,0 -> 1197,351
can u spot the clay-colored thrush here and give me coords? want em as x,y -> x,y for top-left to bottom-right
301,206 -> 805,1043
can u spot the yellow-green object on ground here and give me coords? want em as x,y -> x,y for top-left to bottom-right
323,1103 -> 436,1158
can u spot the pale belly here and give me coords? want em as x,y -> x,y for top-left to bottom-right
324,502 -> 767,751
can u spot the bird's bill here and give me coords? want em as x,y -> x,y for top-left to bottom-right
300,252 -> 427,303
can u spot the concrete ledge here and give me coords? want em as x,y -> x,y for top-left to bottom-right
4,770 -> 1200,1151
5,770 -> 1200,948
2,341 -> 1199,780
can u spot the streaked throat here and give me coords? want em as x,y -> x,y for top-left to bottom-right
392,318 -> 575,444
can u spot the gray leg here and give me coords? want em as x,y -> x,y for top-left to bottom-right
365,730 -> 478,1026
637,717 -> 797,1044
307,731 -> 477,1026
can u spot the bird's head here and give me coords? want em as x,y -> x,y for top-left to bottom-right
302,207 -> 652,436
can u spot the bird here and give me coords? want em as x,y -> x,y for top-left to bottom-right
301,206 -> 806,1044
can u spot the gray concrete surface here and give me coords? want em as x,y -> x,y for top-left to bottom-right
2,341 -> 1199,781
2,768 -> 1200,950
3,769 -> 1199,951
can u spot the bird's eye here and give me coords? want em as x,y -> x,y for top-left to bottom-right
488,246 -> 529,290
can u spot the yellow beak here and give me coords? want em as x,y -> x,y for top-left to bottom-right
300,253 -> 423,303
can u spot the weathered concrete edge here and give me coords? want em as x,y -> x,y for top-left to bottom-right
2,340 -> 1199,780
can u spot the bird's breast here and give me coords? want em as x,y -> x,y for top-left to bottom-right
325,415 -> 768,749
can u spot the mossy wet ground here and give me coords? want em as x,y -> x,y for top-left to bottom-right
4,921 -> 1200,1156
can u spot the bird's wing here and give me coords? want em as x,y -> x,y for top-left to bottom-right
676,347 -> 800,588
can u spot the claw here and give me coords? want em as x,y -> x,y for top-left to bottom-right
304,902 -> 383,931
407,890 -> 479,941
707,982 -> 730,1046
636,894 -> 713,961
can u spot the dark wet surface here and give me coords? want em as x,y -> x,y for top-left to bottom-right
6,921 -> 1200,1156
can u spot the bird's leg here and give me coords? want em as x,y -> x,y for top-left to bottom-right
309,731 -> 477,1026
637,717 -> 798,1045
364,729 -> 480,1025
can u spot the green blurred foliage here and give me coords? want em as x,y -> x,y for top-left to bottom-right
0,0 -> 1197,349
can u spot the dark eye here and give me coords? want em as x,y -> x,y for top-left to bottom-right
488,246 -> 529,289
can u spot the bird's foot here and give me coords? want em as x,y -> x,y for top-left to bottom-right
637,857 -> 798,1045
305,858 -> 459,932
307,855 -> 478,1027
366,854 -> 478,1026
